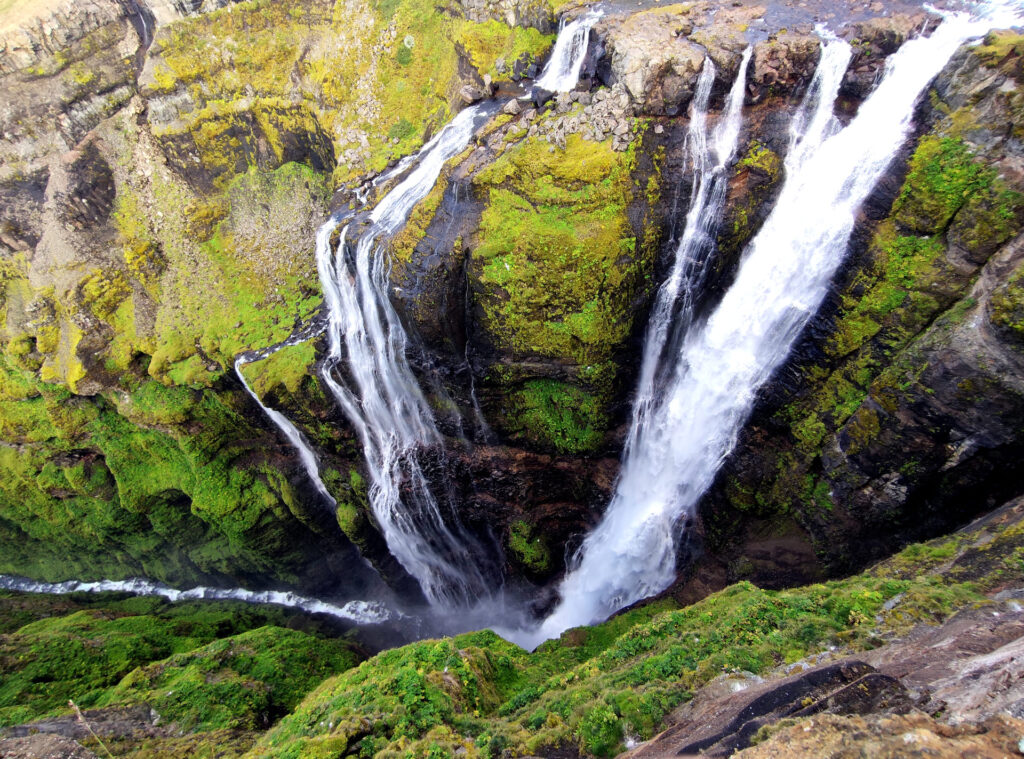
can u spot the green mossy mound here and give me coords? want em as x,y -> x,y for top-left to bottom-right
0,356 -> 331,586
249,517 -> 1006,758
0,596 -> 360,730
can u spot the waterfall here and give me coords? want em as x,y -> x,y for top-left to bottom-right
314,105 -> 495,609
305,16 -> 603,607
0,574 -> 392,624
231,11 -> 600,610
534,9 -> 603,93
626,47 -> 752,463
235,356 -> 337,507
513,2 -> 1023,647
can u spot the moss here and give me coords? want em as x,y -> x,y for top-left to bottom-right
472,134 -> 647,365
239,342 -> 317,398
892,136 -> 995,235
973,30 -> 1024,69
737,141 -> 782,180
453,19 -> 554,80
145,0 -> 470,181
0,359 -> 329,586
990,260 -> 1024,347
0,596 -> 359,731
507,520 -> 552,574
102,626 -> 359,731
112,189 -> 165,292
509,380 -> 607,454
144,162 -> 328,387
251,523 -> 995,758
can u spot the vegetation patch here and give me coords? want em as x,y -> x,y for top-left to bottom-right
508,379 -> 607,454
472,134 -> 648,365
250,524 -> 992,758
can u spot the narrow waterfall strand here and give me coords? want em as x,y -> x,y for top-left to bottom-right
235,356 -> 336,506
0,574 -> 391,624
626,49 -> 752,458
523,5 -> 1017,647
534,9 -> 603,93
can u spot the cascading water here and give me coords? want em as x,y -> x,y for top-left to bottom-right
235,356 -> 337,507
314,105 -> 496,609
534,9 -> 603,93
626,47 -> 752,461
310,13 -> 605,608
0,574 -> 392,624
515,1 -> 1024,647
230,13 -> 601,610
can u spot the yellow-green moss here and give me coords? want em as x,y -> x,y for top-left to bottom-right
453,19 -> 554,80
472,134 -> 644,365
240,342 -> 317,398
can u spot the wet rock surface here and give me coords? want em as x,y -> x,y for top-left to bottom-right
628,599 -> 1024,757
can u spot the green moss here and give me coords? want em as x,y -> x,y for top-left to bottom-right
507,520 -> 552,574
252,524 -> 992,758
453,19 -> 554,80
472,134 -> 646,365
240,342 -> 317,398
103,626 -> 359,730
973,30 -> 1024,69
0,596 -> 359,731
892,136 -> 994,235
990,259 -> 1024,347
509,380 -> 606,453
737,141 -> 781,180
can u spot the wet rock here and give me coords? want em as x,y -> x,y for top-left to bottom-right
750,33 -> 821,100
737,713 -> 1024,758
842,13 -> 929,98
532,86 -> 554,108
460,83 -> 489,104
626,661 -> 911,757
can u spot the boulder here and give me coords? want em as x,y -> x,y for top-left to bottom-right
596,6 -> 704,116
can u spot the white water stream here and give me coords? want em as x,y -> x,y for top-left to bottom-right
626,47 -> 752,464
235,355 -> 337,507
509,1 -> 1024,648
0,574 -> 392,624
534,9 -> 603,92
314,105 -> 494,609
306,15 -> 603,608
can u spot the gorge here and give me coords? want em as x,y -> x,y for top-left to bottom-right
2,0 -> 1024,755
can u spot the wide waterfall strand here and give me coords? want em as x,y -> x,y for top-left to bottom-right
626,48 -> 752,460
316,106 -> 493,608
534,9 -> 602,92
517,4 -> 1022,647
0,574 -> 392,624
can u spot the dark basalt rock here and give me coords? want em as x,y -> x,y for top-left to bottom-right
626,660 -> 911,758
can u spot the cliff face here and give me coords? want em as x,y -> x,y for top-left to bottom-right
687,30 -> 1024,599
0,0 -> 554,592
0,0 -> 1022,616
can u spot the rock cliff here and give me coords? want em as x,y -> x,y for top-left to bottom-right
0,0 -> 1021,628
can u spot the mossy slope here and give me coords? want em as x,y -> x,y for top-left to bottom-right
248,510 -> 1016,758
